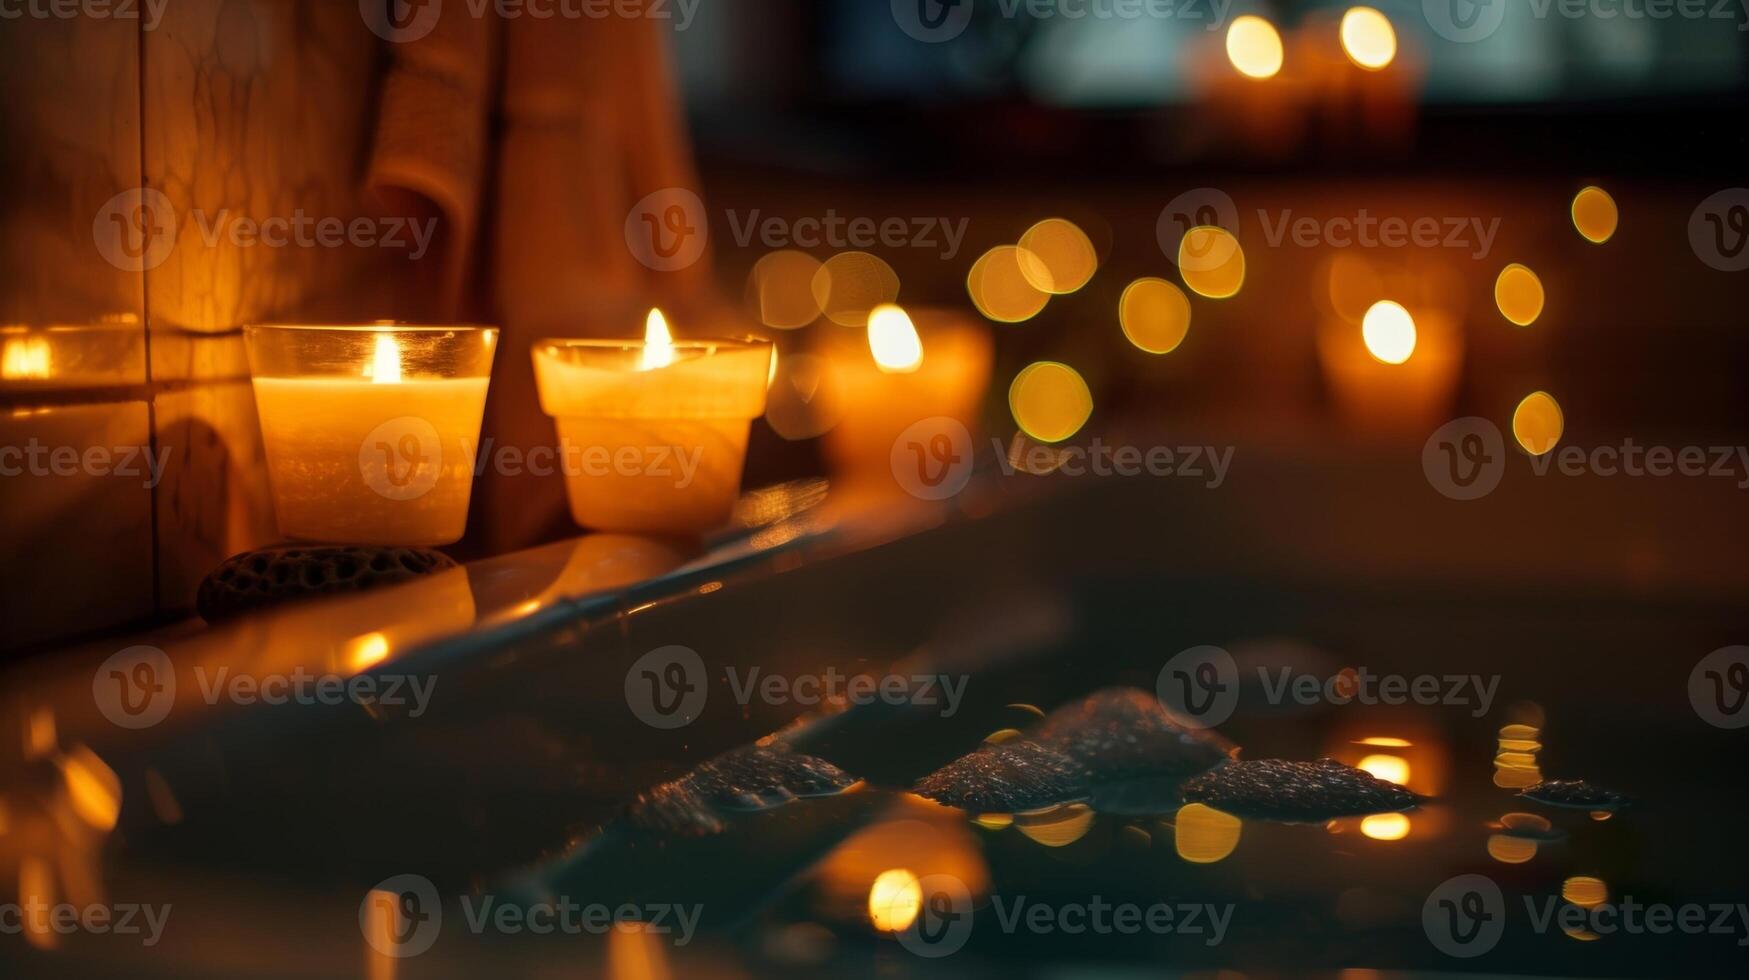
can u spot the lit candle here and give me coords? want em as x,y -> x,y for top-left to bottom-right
819,304 -> 993,489
245,324 -> 497,546
531,310 -> 773,536
1316,302 -> 1461,436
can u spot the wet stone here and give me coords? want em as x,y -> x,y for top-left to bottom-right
627,745 -> 859,836
1180,758 -> 1423,822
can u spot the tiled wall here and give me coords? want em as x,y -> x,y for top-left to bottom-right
1,4 -> 437,651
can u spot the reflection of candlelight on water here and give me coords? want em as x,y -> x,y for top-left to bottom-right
1360,812 -> 1410,841
1175,803 -> 1242,863
366,334 -> 401,383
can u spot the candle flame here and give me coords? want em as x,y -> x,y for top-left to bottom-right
867,303 -> 923,374
368,333 -> 402,384
2,336 -> 51,380
1361,300 -> 1416,365
641,309 -> 676,371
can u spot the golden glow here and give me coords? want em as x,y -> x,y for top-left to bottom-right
20,858 -> 57,949
1488,834 -> 1538,864
640,309 -> 676,371
1357,753 -> 1410,786
968,245 -> 1051,323
1493,723 -> 1543,788
1571,186 -> 1618,244
1355,736 -> 1412,747
1500,812 -> 1551,834
867,304 -> 924,374
1360,300 -> 1416,364
1119,277 -> 1193,354
813,251 -> 901,327
1174,803 -> 1242,863
868,869 -> 924,932
1226,15 -> 1284,79
1495,263 -> 1546,326
26,707 -> 55,759
367,333 -> 402,384
1179,227 -> 1246,298
974,813 -> 1014,829
750,250 -> 826,328
2,335 -> 50,380
1563,876 -> 1609,908
1563,925 -> 1602,942
1015,804 -> 1094,847
1008,361 -> 1093,444
1512,390 -> 1564,455
983,728 -> 1024,744
1017,218 -> 1097,294
59,745 -> 122,831
347,632 -> 392,672
1360,812 -> 1411,841
608,921 -> 675,980
1340,7 -> 1397,70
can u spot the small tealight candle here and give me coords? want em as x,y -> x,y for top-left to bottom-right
819,304 -> 993,488
1316,303 -> 1461,437
246,324 -> 497,546
531,310 -> 772,536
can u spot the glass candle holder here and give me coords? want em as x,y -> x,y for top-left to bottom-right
818,307 -> 993,488
245,324 -> 498,546
531,337 -> 772,535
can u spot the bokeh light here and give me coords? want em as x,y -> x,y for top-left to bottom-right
1009,361 -> 1093,443
867,869 -> 922,932
968,245 -> 1051,323
1119,277 -> 1193,354
1360,813 -> 1410,841
1571,186 -> 1618,244
1017,218 -> 1098,295
749,250 -> 825,328
1179,227 -> 1246,298
1494,263 -> 1546,327
1512,391 -> 1564,455
1339,7 -> 1397,71
1360,300 -> 1416,364
1488,834 -> 1538,864
1175,803 -> 1242,863
812,251 -> 900,327
1562,876 -> 1609,909
867,304 -> 923,374
1226,16 -> 1284,80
